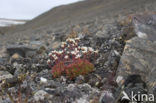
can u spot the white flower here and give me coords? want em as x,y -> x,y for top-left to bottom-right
94,50 -> 99,53
88,47 -> 94,52
48,53 -> 52,56
75,48 -> 78,51
75,50 -> 79,54
66,38 -> 75,43
74,48 -> 79,54
66,38 -> 70,42
81,46 -> 88,54
71,51 -> 76,55
67,51 -> 70,54
78,46 -> 81,49
61,42 -> 66,48
75,54 -> 81,58
54,56 -> 58,60
75,37 -> 80,40
47,59 -> 51,64
52,54 -> 58,60
61,44 -> 65,48
71,39 -> 75,43
64,55 -> 69,59
74,42 -> 78,45
81,46 -> 88,51
52,54 -> 57,58
58,50 -> 63,54
62,42 -> 66,45
52,50 -> 57,53
72,43 -> 75,46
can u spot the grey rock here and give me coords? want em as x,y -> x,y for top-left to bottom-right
6,45 -> 37,58
0,71 -> 13,81
133,14 -> 156,41
96,30 -> 110,38
44,83 -> 99,103
116,37 -> 156,96
75,75 -> 85,84
45,80 -> 62,88
13,62 -> 24,76
60,76 -> 67,83
0,64 -> 6,71
0,47 -> 7,58
34,90 -> 51,101
99,91 -> 115,103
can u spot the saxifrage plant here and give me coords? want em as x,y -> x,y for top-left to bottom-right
47,37 -> 98,79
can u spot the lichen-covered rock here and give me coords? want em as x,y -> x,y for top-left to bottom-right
116,37 -> 156,101
116,15 -> 156,101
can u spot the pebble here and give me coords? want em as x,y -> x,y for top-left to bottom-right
99,91 -> 115,103
116,76 -> 123,85
114,50 -> 120,56
40,77 -> 48,84
34,90 -> 49,101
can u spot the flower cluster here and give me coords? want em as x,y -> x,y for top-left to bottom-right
48,37 -> 98,78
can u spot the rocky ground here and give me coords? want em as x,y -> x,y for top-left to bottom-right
0,1 -> 156,103
1,13 -> 156,103
0,15 -> 129,103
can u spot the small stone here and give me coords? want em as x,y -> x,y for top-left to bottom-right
34,90 -> 49,101
75,75 -> 85,84
11,53 -> 21,59
114,50 -> 120,56
40,77 -> 48,84
95,82 -> 100,87
60,76 -> 67,83
99,91 -> 115,103
136,31 -> 147,38
37,46 -> 46,54
116,76 -> 123,85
